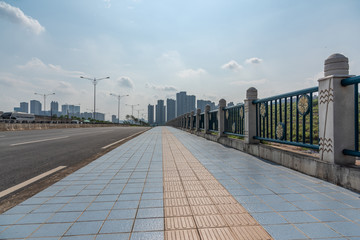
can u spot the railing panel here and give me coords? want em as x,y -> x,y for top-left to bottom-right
199,113 -> 204,130
224,104 -> 245,137
253,87 -> 319,149
208,110 -> 218,132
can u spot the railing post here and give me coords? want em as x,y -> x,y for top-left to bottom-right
190,111 -> 194,130
204,105 -> 210,134
245,87 -> 260,144
218,99 -> 226,137
196,108 -> 200,131
318,53 -> 355,165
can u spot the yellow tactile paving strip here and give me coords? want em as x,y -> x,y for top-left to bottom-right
162,128 -> 273,240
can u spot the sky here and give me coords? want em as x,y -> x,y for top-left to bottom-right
0,0 -> 359,120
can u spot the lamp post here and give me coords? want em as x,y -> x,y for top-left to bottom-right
34,92 -> 55,116
126,104 -> 139,117
110,93 -> 129,124
80,76 -> 110,120
136,109 -> 144,119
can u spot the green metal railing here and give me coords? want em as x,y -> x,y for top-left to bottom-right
199,113 -> 204,130
209,110 -> 218,132
253,87 -> 319,149
341,75 -> 360,157
224,104 -> 245,137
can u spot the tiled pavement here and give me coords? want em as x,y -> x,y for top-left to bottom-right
0,127 -> 359,239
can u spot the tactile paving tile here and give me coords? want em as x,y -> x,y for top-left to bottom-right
165,216 -> 196,230
194,215 -> 227,228
231,226 -> 272,240
165,206 -> 192,217
162,128 -> 273,240
198,227 -> 236,240
165,229 -> 200,240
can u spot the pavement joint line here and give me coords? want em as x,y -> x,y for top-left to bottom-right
101,129 -> 148,149
0,166 -> 66,199
10,136 -> 69,146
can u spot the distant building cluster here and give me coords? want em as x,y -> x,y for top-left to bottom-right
12,100 -> 105,121
147,91 -> 218,126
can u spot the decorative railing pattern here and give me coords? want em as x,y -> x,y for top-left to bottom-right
341,75 -> 360,157
253,87 -> 319,149
224,104 -> 245,137
192,114 -> 196,129
199,113 -> 204,129
209,110 -> 218,132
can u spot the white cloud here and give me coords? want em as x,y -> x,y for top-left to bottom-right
145,83 -> 177,92
177,68 -> 206,78
230,78 -> 267,86
0,1 -> 45,34
103,0 -> 111,8
221,60 -> 243,71
17,58 -> 84,77
245,57 -> 263,64
118,76 -> 134,89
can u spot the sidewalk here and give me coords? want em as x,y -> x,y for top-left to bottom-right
0,127 -> 359,239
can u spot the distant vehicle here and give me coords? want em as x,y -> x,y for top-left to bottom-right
71,120 -> 80,124
0,112 -> 35,123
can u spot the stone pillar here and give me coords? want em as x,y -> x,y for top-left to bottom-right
204,105 -> 210,133
196,108 -> 201,131
318,53 -> 355,165
244,87 -> 260,144
218,99 -> 226,137
190,111 -> 194,130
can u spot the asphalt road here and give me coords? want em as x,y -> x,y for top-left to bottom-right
0,126 -> 149,192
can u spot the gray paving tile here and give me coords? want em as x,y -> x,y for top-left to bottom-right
133,218 -> 164,232
107,209 -> 137,220
46,211 -> 82,223
251,212 -> 288,225
16,212 -> 54,224
295,222 -> 342,238
77,210 -> 110,222
0,214 -> 25,225
139,199 -> 163,208
96,233 -> 130,240
327,222 -> 360,237
113,200 -> 139,209
0,224 -> 40,239
30,222 -> 72,238
99,219 -> 133,234
263,224 -> 307,240
130,231 -> 164,240
136,208 -> 163,218
280,211 -> 319,224
86,202 -> 114,211
65,221 -> 103,235
117,194 -> 141,201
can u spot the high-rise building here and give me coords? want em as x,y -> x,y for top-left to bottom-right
148,104 -> 154,124
227,102 -> 234,107
50,101 -> 59,116
176,91 -> 187,116
197,99 -> 216,112
156,100 -> 165,125
13,107 -> 21,112
187,95 -> 196,113
30,100 -> 42,115
166,99 -> 176,122
20,102 -> 28,113
112,115 -> 117,123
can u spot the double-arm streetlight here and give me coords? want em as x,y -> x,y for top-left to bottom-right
110,93 -> 129,124
126,104 -> 139,117
80,76 -> 110,120
34,92 -> 55,116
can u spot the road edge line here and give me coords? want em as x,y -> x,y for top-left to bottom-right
101,129 -> 148,149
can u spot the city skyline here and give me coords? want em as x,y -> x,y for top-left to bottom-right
1,0 -> 360,119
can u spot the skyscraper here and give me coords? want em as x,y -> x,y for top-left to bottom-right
166,99 -> 176,122
156,100 -> 165,125
148,104 -> 154,124
176,91 -> 187,116
50,101 -> 59,116
187,95 -> 196,113
197,99 -> 216,112
30,100 -> 42,115
20,102 -> 28,113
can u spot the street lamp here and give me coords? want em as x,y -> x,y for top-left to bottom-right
34,92 -> 55,116
110,93 -> 129,124
135,109 -> 144,119
126,104 -> 139,117
80,76 -> 110,120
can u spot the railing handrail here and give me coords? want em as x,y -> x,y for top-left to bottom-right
224,103 -> 244,110
253,87 -> 318,104
209,109 -> 219,113
341,75 -> 360,86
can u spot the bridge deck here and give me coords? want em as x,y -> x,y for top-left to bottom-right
0,127 -> 359,239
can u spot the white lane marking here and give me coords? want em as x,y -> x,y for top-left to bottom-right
0,166 -> 66,199
10,136 -> 69,146
102,130 -> 148,149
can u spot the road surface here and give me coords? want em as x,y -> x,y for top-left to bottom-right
0,126 -> 149,192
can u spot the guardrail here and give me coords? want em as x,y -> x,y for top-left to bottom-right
341,75 -> 360,157
224,104 -> 245,137
253,87 -> 319,149
208,110 -> 218,132
199,113 -> 205,130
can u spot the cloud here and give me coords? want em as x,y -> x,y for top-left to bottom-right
245,57 -> 263,64
177,68 -> 206,78
56,81 -> 79,95
145,83 -> 177,92
0,1 -> 45,34
230,78 -> 267,86
221,60 -> 243,71
118,76 -> 134,89
103,0 -> 111,8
